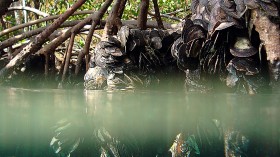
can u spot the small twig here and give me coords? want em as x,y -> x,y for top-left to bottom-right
8,6 -> 49,17
164,9 -> 184,15
148,11 -> 181,21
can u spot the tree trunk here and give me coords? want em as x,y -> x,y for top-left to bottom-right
103,0 -> 123,37
137,0 -> 149,30
251,9 -> 280,88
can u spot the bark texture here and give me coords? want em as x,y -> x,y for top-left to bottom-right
103,0 -> 123,37
251,9 -> 280,62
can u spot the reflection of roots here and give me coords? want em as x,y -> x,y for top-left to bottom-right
169,129 -> 250,157
224,130 -> 249,157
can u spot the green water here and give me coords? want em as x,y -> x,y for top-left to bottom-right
0,87 -> 279,157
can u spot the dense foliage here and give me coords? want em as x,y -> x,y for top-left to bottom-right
0,0 -> 188,44
1,0 -> 187,24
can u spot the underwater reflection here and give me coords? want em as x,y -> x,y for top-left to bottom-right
0,87 -> 279,157
50,91 -> 280,157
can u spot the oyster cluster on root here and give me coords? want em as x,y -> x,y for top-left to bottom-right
85,0 -> 279,93
85,26 -> 182,90
171,0 -> 279,93
171,19 -> 209,92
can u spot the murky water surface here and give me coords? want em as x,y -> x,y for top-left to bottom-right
0,87 -> 279,157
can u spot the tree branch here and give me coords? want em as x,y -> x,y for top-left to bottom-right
117,0 -> 128,18
37,0 -> 113,57
0,19 -> 173,51
8,6 -> 49,17
152,0 -> 164,29
75,20 -> 97,75
0,0 -> 86,80
62,33 -> 75,82
0,10 -> 95,37
0,20 -> 89,50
